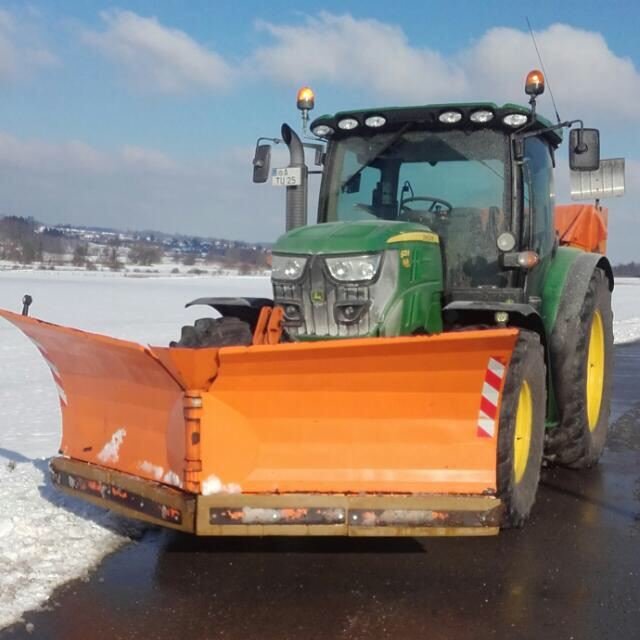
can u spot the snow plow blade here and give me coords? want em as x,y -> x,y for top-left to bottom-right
0,308 -> 519,536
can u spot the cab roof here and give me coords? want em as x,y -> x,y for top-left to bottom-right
310,102 -> 563,147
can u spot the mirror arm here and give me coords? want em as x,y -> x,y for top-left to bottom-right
257,137 -> 282,146
516,118 -> 583,142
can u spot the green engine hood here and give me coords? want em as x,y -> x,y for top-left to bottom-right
273,220 -> 435,255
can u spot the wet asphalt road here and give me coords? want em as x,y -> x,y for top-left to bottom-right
4,343 -> 640,640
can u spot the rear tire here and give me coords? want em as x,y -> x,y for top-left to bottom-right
497,330 -> 546,528
170,317 -> 253,348
545,268 -> 613,468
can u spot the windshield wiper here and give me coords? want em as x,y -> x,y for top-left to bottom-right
340,122 -> 412,191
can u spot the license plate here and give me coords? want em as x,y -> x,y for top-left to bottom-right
271,167 -> 302,187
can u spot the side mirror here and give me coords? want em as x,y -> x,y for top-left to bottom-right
252,144 -> 271,183
569,128 -> 600,172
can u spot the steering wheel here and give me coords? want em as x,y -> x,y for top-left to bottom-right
399,196 -> 453,227
400,196 -> 452,214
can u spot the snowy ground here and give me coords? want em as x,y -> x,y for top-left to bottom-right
0,272 -> 270,629
611,277 -> 640,344
0,271 -> 638,629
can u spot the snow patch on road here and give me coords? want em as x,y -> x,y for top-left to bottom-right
0,459 -> 141,630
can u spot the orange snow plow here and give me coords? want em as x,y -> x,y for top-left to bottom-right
1,308 -> 519,536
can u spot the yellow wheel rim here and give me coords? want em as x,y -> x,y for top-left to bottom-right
586,310 -> 605,431
513,381 -> 533,484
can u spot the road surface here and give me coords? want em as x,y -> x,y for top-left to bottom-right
3,342 -> 640,640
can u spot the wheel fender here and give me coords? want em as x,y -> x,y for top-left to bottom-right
546,252 -> 613,346
544,252 -> 612,425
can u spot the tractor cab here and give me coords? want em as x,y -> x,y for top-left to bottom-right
312,103 -> 561,295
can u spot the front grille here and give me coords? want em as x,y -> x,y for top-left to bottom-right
273,252 -> 398,339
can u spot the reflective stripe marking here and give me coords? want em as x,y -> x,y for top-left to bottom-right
480,397 -> 498,420
477,357 -> 506,438
487,358 -> 506,378
477,412 -> 495,439
484,368 -> 502,390
482,382 -> 499,406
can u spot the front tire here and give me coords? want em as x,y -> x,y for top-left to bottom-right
170,317 -> 253,348
497,330 -> 546,528
546,268 -> 613,468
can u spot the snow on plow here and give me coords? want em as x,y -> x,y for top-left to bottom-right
0,308 -> 519,536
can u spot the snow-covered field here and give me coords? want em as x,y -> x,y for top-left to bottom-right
0,271 -> 270,629
0,271 -> 638,629
611,277 -> 640,344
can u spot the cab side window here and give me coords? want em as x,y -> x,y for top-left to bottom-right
523,138 -> 555,255
333,150 -> 381,221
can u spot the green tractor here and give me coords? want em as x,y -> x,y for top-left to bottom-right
6,71 -> 625,536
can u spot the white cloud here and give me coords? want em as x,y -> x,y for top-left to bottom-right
253,13 -> 467,101
253,14 -> 640,122
120,145 -> 178,172
0,132 -> 187,176
464,24 -> 640,121
0,8 -> 58,81
82,10 -> 232,94
76,11 -> 640,122
0,130 -> 286,242
0,132 -> 110,173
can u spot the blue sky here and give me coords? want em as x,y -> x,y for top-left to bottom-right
0,1 -> 638,260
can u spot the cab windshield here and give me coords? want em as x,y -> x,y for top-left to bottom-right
320,128 -> 511,288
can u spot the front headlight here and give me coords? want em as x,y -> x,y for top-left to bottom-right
272,255 -> 307,281
325,254 -> 382,282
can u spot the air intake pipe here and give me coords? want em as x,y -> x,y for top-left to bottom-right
281,123 -> 308,231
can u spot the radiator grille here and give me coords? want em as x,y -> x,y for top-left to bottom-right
273,252 -> 398,338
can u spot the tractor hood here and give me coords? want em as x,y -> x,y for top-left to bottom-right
273,220 -> 435,255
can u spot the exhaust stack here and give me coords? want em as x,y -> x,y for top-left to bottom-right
281,123 -> 308,231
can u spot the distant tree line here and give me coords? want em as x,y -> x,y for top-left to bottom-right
0,215 -> 271,271
0,216 -> 70,263
613,262 -> 640,277
129,242 -> 164,266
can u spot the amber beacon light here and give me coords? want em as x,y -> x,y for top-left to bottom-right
296,86 -> 315,111
525,70 -> 545,96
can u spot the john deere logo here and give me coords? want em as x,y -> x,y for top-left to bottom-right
311,290 -> 325,304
